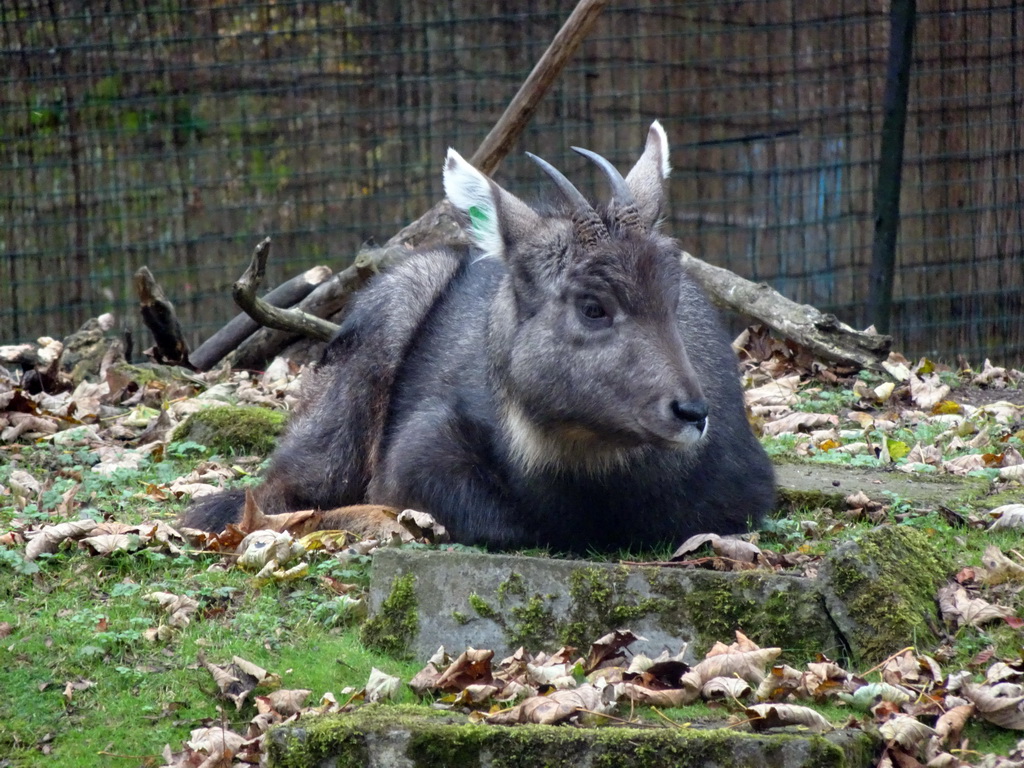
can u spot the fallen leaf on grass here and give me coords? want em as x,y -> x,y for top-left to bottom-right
977,546 -> 1024,585
79,532 -> 143,556
745,703 -> 833,733
365,668 -> 401,703
186,726 -> 248,757
433,648 -> 494,691
486,684 -> 609,725
938,583 -> 1017,628
236,530 -> 305,571
25,519 -> 98,560
200,654 -> 275,710
762,412 -> 839,437
838,682 -> 913,711
962,682 -> 1024,730
987,505 -> 1024,528
909,374 -> 951,410
615,681 -> 699,707
744,375 -> 801,407
879,713 -> 937,750
145,591 -> 199,628
685,647 -> 782,687
584,629 -> 642,673
932,703 -> 974,746
702,676 -> 752,701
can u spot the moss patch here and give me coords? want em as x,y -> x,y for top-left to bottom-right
819,525 -> 950,665
360,573 -> 419,658
265,704 -> 876,768
560,566 -> 667,650
172,404 -> 285,455
652,570 -> 841,661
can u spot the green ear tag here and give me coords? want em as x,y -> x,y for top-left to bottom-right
468,205 -> 489,233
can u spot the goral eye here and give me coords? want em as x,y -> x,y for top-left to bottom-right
575,295 -> 612,328
581,299 -> 605,319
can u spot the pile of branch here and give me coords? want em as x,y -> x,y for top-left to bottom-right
131,0 -> 890,374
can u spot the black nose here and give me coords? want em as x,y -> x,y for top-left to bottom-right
671,399 -> 708,431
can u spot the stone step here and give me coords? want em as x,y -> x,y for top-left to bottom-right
364,548 -> 842,663
266,705 -> 879,768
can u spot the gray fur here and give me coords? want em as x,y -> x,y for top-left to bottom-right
182,123 -> 775,553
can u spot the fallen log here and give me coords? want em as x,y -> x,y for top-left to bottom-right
679,252 -> 891,370
190,263 -> 331,371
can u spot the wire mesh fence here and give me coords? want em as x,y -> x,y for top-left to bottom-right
2,0 -> 1022,365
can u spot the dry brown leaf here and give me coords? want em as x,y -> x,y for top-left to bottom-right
486,684 -> 608,725
8,469 -> 42,499
989,504 -> 1024,530
396,509 -> 449,543
910,374 -> 951,410
434,648 -> 494,691
1000,464 -> 1024,482
702,676 -> 752,701
712,537 -> 763,563
762,412 -> 839,437
689,647 -> 782,687
257,689 -> 311,716
200,654 -> 271,710
978,546 -> 1024,585
25,519 -> 98,560
933,703 -> 974,745
744,376 -> 802,407
236,530 -> 304,571
942,454 -> 988,476
963,682 -> 1024,730
186,726 -> 247,756
880,713 -> 937,751
585,629 -> 642,673
145,591 -> 199,628
616,681 -> 699,707
755,664 -> 804,701
938,583 -> 1016,628
408,663 -> 442,697
746,703 -> 833,733
365,667 -> 401,703
79,532 -> 141,556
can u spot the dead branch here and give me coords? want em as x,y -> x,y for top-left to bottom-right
679,251 -> 891,370
226,0 -> 603,366
231,238 -> 338,343
190,263 -> 331,371
134,266 -> 192,368
469,0 -> 608,176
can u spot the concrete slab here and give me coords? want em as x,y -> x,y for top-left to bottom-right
366,548 -> 842,663
266,705 -> 879,768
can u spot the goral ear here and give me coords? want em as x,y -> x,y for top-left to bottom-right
624,121 -> 671,230
443,149 -> 541,261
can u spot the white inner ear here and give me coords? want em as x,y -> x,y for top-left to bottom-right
443,149 -> 503,260
649,120 -> 672,179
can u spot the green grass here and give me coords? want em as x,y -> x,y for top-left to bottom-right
2,399 -> 1024,764
0,442 -> 420,767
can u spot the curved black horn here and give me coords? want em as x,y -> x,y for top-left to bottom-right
572,146 -> 644,233
526,152 -> 608,245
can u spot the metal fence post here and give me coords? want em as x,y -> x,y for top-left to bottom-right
868,0 -> 917,335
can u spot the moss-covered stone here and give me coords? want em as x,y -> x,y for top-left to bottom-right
652,570 -> 842,661
560,566 -> 667,650
818,525 -> 950,665
265,704 -> 878,768
171,404 -> 285,455
360,573 -> 419,658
